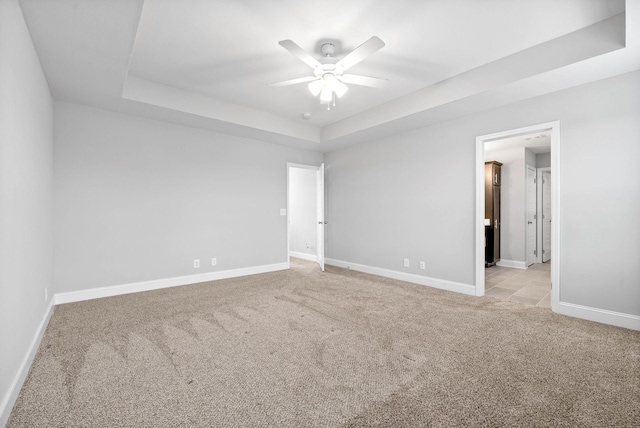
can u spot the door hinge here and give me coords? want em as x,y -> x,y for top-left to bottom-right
534,214 -> 537,220
534,250 -> 537,256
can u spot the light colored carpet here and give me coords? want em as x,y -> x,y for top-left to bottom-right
8,258 -> 640,427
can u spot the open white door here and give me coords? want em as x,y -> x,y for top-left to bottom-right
316,163 -> 325,271
542,171 -> 552,262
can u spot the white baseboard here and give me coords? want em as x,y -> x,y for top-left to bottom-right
289,251 -> 317,262
496,259 -> 527,269
555,301 -> 640,331
325,258 -> 476,296
54,262 -> 289,305
0,301 -> 54,427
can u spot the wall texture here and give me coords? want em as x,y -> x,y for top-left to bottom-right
289,167 -> 317,257
325,70 -> 640,317
54,102 -> 323,293
0,0 -> 54,422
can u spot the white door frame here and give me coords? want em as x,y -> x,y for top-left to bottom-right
286,163 -> 324,269
526,165 -> 537,267
475,121 -> 561,311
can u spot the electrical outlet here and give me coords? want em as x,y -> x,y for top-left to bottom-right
420,261 -> 426,270
403,259 -> 410,268
211,258 -> 217,266
194,259 -> 200,269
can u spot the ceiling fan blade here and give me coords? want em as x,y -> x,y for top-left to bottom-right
268,76 -> 317,87
341,74 -> 388,88
336,36 -> 385,71
278,40 -> 322,69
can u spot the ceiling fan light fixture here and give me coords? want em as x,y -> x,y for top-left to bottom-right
320,86 -> 333,102
308,79 -> 323,96
334,80 -> 348,98
274,36 -> 386,109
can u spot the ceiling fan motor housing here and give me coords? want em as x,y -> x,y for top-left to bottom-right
321,42 -> 336,57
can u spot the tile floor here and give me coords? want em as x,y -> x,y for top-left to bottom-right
485,262 -> 551,308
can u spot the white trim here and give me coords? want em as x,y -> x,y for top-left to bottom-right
475,134 -> 486,296
556,302 -> 640,331
496,259 -> 527,269
549,123 -> 561,312
289,251 -> 317,262
325,258 -> 476,296
54,263 -> 288,305
476,121 -> 561,305
0,302 -> 55,427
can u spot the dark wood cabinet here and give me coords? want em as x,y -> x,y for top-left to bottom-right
485,161 -> 502,266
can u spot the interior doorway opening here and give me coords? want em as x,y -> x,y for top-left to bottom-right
475,122 -> 560,311
287,163 -> 325,271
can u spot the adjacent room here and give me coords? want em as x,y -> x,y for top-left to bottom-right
2,0 -> 639,426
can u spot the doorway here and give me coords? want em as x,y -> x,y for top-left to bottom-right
287,163 -> 325,271
475,122 -> 560,311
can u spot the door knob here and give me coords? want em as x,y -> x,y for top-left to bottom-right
528,221 -> 533,224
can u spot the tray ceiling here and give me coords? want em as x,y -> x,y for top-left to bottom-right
19,0 -> 639,152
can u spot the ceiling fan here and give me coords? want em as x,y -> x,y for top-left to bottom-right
269,36 -> 387,109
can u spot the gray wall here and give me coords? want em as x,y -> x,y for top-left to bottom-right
54,102 -> 322,292
325,124 -> 476,285
536,152 -> 551,168
289,167 -> 317,256
0,0 -> 53,422
524,148 -> 536,169
325,70 -> 640,316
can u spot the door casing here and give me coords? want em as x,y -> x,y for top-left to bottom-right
475,121 -> 560,312
526,165 -> 537,267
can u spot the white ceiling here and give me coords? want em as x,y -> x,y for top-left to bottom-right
19,0 -> 640,152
